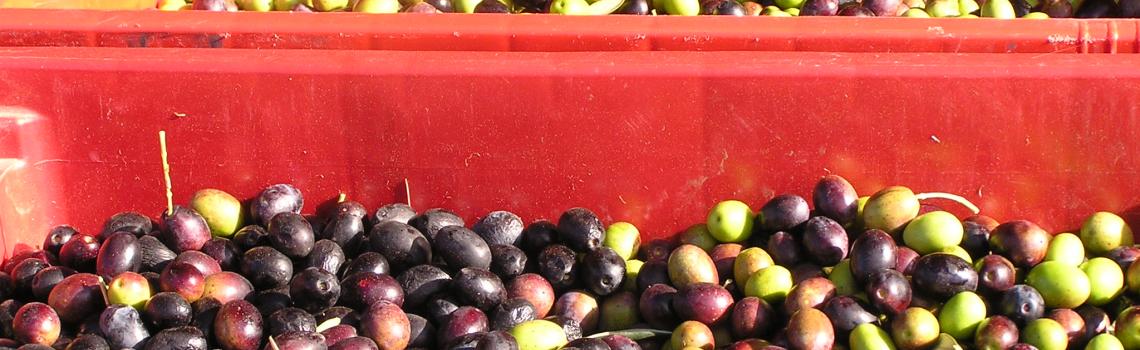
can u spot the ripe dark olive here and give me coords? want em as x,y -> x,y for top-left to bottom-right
989,220 -> 1050,268
1074,305 -> 1111,345
489,244 -> 528,281
864,269 -> 911,316
506,273 -> 556,319
1047,308 -> 1084,346
95,231 -> 140,281
59,234 -> 100,273
2,251 -> 53,275
143,292 -> 193,330
896,247 -> 919,276
639,284 -> 678,330
332,200 -> 368,220
31,266 -> 75,301
159,206 -> 211,253
558,208 -> 606,253
271,331 -> 327,350
48,273 -> 105,324
712,0 -> 746,15
102,212 -> 153,238
976,254 -> 1016,297
445,332 -> 485,350
408,208 -> 464,243
975,315 -> 1018,350
0,299 -> 20,338
616,0 -> 650,14
474,211 -> 525,248
322,212 -> 366,254
189,297 -> 222,345
251,183 -> 304,225
368,221 -> 433,273
759,194 -> 810,233
306,239 -> 347,275
848,229 -> 897,285
99,304 -> 150,349
1000,284 -> 1045,326
160,262 -> 206,304
268,212 -> 317,259
812,175 -> 859,226
554,316 -> 584,341
439,307 -> 487,348
801,216 -> 849,266
1075,0 -> 1120,18
452,268 -> 506,312
434,225 -> 492,271
213,300 -> 263,350
407,313 -> 436,348
340,272 -> 404,309
820,295 -> 878,337
199,238 -> 240,273
477,330 -> 518,350
799,0 -> 838,15
962,215 -> 998,259
731,296 -> 777,339
767,231 -> 803,267
674,282 -> 734,326
1107,246 -> 1140,271
636,261 -> 670,294
375,203 -> 416,224
232,225 -> 270,252
491,298 -> 537,331
425,293 -> 463,326
910,253 -> 978,299
267,307 -> 317,336
137,235 -> 176,274
252,286 -> 292,317
172,251 -> 221,277
290,267 -> 342,313
11,259 -> 49,299
44,225 -> 78,256
580,247 -> 626,296
537,245 -> 578,292
837,3 -> 875,15
241,246 -> 294,290
639,239 -> 674,263
520,220 -> 559,258
397,265 -> 452,309
566,338 -> 609,350
69,333 -> 112,350
342,252 -> 391,278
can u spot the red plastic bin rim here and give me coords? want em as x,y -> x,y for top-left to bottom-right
0,9 -> 1137,53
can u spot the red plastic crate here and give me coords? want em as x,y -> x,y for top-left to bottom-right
2,47 -> 1140,263
0,9 -> 1138,53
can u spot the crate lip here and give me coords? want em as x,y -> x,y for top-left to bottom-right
1,46 -> 1140,75
0,9 -> 1137,53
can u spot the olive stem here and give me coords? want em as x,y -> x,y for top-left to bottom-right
915,192 -> 981,214
315,317 -> 341,332
97,276 -> 111,306
587,329 -> 672,340
337,193 -> 346,204
404,178 -> 412,208
159,130 -> 173,216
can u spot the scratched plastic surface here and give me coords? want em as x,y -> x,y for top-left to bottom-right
0,9 -> 1138,53
2,47 -> 1140,262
